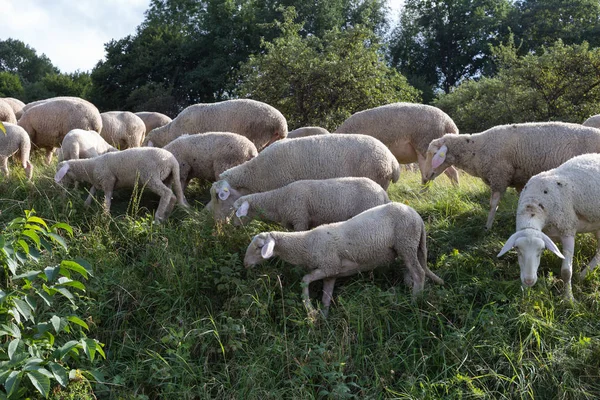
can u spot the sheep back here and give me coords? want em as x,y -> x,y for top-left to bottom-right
2,98 -> 25,119
0,123 -> 31,166
582,115 -> 600,129
0,99 -> 17,124
100,111 -> 146,149
60,129 -> 116,161
135,112 -> 173,136
287,126 -> 329,139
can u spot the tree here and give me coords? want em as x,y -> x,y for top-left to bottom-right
434,40 -> 600,132
0,72 -> 24,98
388,0 -> 512,99
237,8 -> 420,131
0,39 -> 58,83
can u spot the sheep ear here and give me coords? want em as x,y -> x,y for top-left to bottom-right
54,163 -> 70,183
236,200 -> 249,218
431,145 -> 448,169
540,232 -> 564,259
497,231 -> 524,257
261,235 -> 275,259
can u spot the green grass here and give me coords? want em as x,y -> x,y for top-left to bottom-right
3,155 -> 600,399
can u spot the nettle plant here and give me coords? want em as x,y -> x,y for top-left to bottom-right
0,210 -> 104,399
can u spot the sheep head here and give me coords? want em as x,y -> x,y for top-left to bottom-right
244,233 -> 275,268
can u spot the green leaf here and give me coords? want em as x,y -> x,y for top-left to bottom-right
0,290 -> 5,304
47,233 -> 67,251
81,369 -> 104,383
9,307 -> 20,325
35,289 -> 52,306
27,371 -> 50,398
13,299 -> 33,322
26,216 -> 48,229
6,258 -> 17,275
0,323 -> 21,339
56,340 -> 79,360
60,260 -> 91,279
74,258 -> 93,276
56,287 -> 75,304
16,240 -> 29,255
82,338 -> 97,361
25,295 -> 36,312
13,270 -> 41,281
95,342 -> 106,360
51,222 -> 73,236
21,230 -> 41,247
51,315 -> 62,334
57,277 -> 85,291
47,362 -> 68,387
67,316 -> 88,331
44,266 -> 61,282
5,371 -> 21,398
7,339 -> 19,361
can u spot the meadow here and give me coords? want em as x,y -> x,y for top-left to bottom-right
2,155 -> 600,399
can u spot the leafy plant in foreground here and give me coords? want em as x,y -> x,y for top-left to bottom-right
0,210 -> 103,399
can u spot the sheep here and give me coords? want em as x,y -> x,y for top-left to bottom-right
232,177 -> 390,230
423,122 -> 600,230
100,111 -> 146,149
0,123 -> 33,180
20,96 -> 96,116
143,99 -> 288,150
18,98 -> 103,164
58,129 -> 118,161
497,153 -> 600,300
2,98 -> 25,119
582,115 -> 600,129
209,134 -> 401,222
54,147 -> 188,222
286,126 -> 329,139
135,112 -> 173,136
334,102 -> 460,185
0,99 -> 17,124
244,202 -> 444,318
163,132 -> 257,191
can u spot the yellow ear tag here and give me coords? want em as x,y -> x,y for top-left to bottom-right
439,151 -> 445,157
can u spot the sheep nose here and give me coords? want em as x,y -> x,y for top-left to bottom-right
522,277 -> 536,287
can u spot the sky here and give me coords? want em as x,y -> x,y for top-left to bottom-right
0,0 -> 405,74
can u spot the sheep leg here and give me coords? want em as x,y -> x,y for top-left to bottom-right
400,249 -> 426,296
301,269 -> 330,319
485,191 -> 503,230
84,186 -> 97,207
560,236 -> 575,301
1,157 -> 8,177
320,278 -> 336,318
416,153 -> 429,185
101,178 -> 117,213
147,179 -> 177,222
580,231 -> 600,279
443,166 -> 460,186
44,149 -> 54,164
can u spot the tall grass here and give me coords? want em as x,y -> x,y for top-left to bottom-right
2,155 -> 600,399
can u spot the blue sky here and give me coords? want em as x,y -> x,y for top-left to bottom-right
0,0 -> 404,73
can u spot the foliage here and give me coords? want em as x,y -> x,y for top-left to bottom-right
0,210 -> 103,399
435,39 -> 600,131
0,39 -> 58,84
237,7 -> 420,131
23,72 -> 93,103
0,72 -> 24,99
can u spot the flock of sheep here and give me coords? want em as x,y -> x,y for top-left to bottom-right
2,95 -> 600,317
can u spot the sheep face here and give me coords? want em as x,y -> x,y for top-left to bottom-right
244,233 -> 275,268
210,180 -> 243,223
423,138 -> 454,183
54,161 -> 75,187
232,199 -> 251,226
498,229 -> 564,287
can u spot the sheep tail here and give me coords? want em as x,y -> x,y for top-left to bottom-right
391,158 -> 401,183
19,134 -> 31,168
418,221 -> 444,285
170,158 -> 188,206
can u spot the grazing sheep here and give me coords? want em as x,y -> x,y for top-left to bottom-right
20,96 -> 96,116
143,99 -> 288,150
59,129 -> 117,161
423,122 -> 600,230
135,112 -> 172,136
497,153 -> 600,300
286,126 -> 329,139
18,98 -> 103,164
582,115 -> 600,129
335,102 -> 460,185
232,177 -> 390,230
163,132 -> 257,191
2,98 -> 25,119
210,134 -> 401,222
244,202 -> 444,318
0,123 -> 33,180
0,99 -> 17,124
54,147 -> 188,222
100,111 -> 146,149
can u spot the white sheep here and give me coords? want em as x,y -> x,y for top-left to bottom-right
20,96 -> 96,116
100,111 -> 146,149
0,99 -> 17,124
210,134 -> 400,222
163,132 -> 257,191
232,177 -> 390,230
58,129 -> 118,161
286,126 -> 329,139
135,112 -> 172,137
582,115 -> 600,129
2,98 -> 25,120
423,122 -> 600,230
54,147 -> 188,222
334,102 -> 460,185
244,202 -> 444,318
143,99 -> 288,150
0,123 -> 33,180
18,98 -> 103,164
497,153 -> 600,300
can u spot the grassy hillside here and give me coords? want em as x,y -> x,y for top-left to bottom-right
2,156 -> 600,399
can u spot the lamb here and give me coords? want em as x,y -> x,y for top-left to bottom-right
334,102 -> 460,185
209,134 -> 401,222
286,126 -> 329,139
582,115 -> 600,129
135,112 -> 172,136
497,153 -> 600,300
2,98 -> 25,119
244,202 -> 444,318
100,111 -> 146,149
0,99 -> 17,124
232,177 -> 390,230
58,129 -> 118,161
0,123 -> 33,180
163,132 -> 257,191
423,122 -> 600,230
18,98 -> 103,163
143,99 -> 288,150
54,147 -> 188,222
